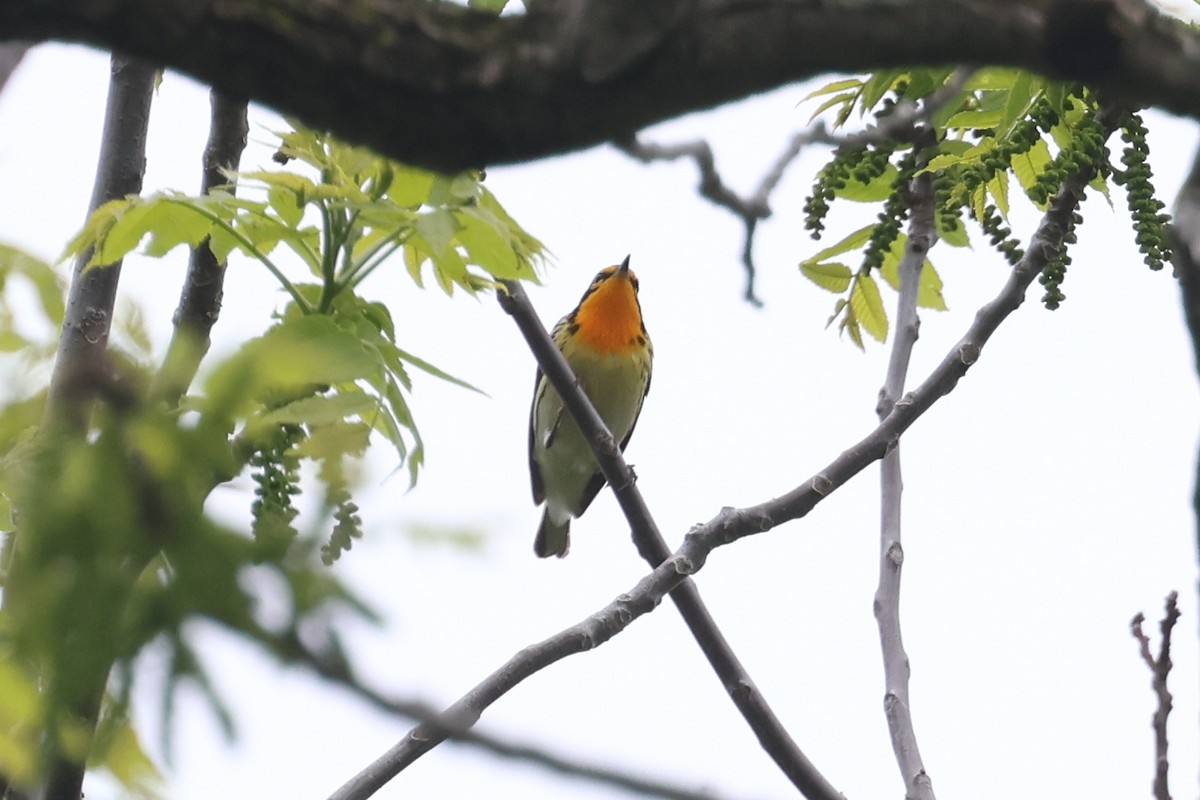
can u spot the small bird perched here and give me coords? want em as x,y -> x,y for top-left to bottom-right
528,256 -> 653,558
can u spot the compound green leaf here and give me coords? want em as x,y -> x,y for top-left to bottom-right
800,261 -> 853,293
850,273 -> 888,342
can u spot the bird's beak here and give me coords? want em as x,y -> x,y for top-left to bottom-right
618,255 -> 631,275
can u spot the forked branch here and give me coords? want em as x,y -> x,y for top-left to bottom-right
1130,591 -> 1181,800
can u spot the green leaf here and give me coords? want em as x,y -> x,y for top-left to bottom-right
0,245 -> 64,325
415,209 -> 459,256
388,345 -> 482,394
922,139 -> 994,173
801,224 -> 874,264
860,70 -> 903,112
214,315 -> 384,403
454,207 -> 521,278
918,259 -> 948,311
800,261 -> 853,293
964,67 -> 1022,91
268,185 -> 306,228
801,77 -> 863,102
842,307 -> 865,349
937,214 -> 970,248
468,0 -> 509,11
259,392 -> 380,427
388,165 -> 437,208
945,108 -> 1003,130
877,237 -> 948,311
849,273 -> 888,342
999,72 -> 1036,134
834,164 -> 899,202
988,171 -> 1010,219
1012,138 -> 1052,199
1089,172 -> 1113,207
807,91 -> 858,123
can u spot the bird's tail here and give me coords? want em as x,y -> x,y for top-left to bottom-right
534,509 -> 571,558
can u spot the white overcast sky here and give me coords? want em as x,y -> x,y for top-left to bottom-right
2,40 -> 1199,800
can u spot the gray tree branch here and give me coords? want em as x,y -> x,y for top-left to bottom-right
874,170 -> 936,800
1168,147 -> 1200,562
0,42 -> 30,93
1129,591 -> 1181,800
0,0 -> 1195,171
43,55 -> 157,431
152,91 -> 249,404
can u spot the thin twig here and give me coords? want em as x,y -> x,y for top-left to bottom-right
1130,591 -> 1181,800
873,168 -> 936,800
43,55 -> 157,431
332,109 -> 1111,800
616,68 -> 974,305
152,91 -> 249,404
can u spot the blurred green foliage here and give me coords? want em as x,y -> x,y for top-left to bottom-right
0,123 -> 544,792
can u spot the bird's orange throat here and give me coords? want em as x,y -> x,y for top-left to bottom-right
572,275 -> 645,355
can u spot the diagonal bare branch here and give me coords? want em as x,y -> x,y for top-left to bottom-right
496,279 -> 840,799
331,108 -> 1112,800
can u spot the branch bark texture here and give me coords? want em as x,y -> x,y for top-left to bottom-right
153,91 -> 249,404
1,0 -> 1196,171
44,55 -> 157,429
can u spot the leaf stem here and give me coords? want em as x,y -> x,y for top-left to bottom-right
163,199 -> 312,313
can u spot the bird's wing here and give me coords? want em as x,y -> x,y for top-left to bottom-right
528,369 -> 546,504
576,362 -> 651,516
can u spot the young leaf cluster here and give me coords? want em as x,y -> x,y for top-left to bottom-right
0,122 -> 546,789
800,68 -> 1173,339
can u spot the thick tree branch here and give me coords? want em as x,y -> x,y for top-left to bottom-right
0,0 -> 1196,171
873,171 -> 935,800
153,91 -> 249,404
334,122 -> 1104,800
0,42 -> 30,93
43,56 -> 157,430
1168,147 -> 1200,571
1130,591 -> 1181,800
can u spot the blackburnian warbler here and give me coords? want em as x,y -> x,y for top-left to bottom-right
528,256 -> 653,558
